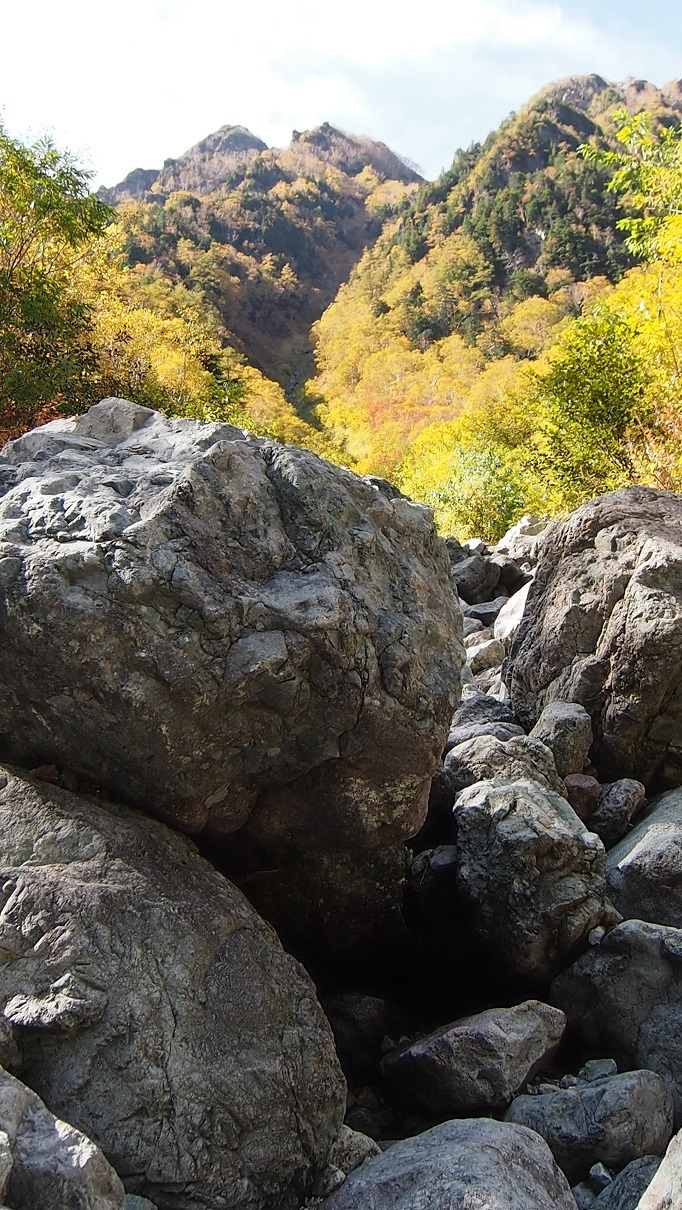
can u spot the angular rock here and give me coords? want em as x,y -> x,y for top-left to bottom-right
636,1130 -> 682,1208
565,774 -> 602,822
444,733 -> 567,797
505,1070 -> 673,1184
0,399 -> 462,846
454,778 -> 614,979
316,1118 -> 577,1209
463,596 -> 509,627
495,581 -> 532,649
0,1065 -> 125,1209
592,1157 -> 660,1209
467,637 -> 506,675
591,780 -> 647,850
506,488 -> 682,788
462,616 -> 483,637
380,999 -> 565,1114
0,767 -> 345,1209
328,1126 -> 381,1175
495,515 -> 549,564
530,701 -> 593,779
444,720 -> 524,753
552,919 -> 682,1123
450,552 -> 501,605
605,791 -> 682,927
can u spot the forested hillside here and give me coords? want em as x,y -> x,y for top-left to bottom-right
4,73 -> 682,540
101,122 -> 421,395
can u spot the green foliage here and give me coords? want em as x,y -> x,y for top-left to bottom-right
411,447 -> 527,541
0,125 -> 110,415
532,309 -> 649,505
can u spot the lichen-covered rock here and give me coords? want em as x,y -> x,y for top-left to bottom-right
315,1118 -> 577,1209
0,766 -> 345,1209
552,920 -> 682,1123
454,778 -> 615,979
0,399 -> 462,846
380,1000 -> 565,1114
606,791 -> 682,927
0,1064 -> 125,1209
506,488 -> 682,787
505,1070 -> 673,1184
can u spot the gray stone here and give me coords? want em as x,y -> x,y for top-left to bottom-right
125,1200 -> 158,1210
593,1157 -> 660,1208
552,919 -> 682,1124
506,488 -> 682,788
530,702 -> 593,779
464,624 -> 493,648
328,1126 -> 381,1175
450,553 -> 501,605
444,721 -> 525,753
495,515 -> 549,564
380,1000 -> 565,1114
449,694 -> 517,731
0,399 -> 463,848
591,781 -> 647,850
316,1118 -> 577,1209
454,778 -> 615,979
581,1059 -> 619,1082
565,774 -> 602,822
494,581 -> 532,649
462,616 -> 483,637
0,767 -> 345,1209
635,1130 -> 682,1208
505,1070 -> 673,1184
468,637 -> 506,674
606,791 -> 682,928
0,1065 -> 125,1209
463,596 -> 510,627
444,733 -> 566,797
591,1163 -> 614,1191
574,1182 -> 597,1208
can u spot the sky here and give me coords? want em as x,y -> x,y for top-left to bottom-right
3,0 -> 682,187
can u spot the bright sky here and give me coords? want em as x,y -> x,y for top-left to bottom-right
3,0 -> 681,187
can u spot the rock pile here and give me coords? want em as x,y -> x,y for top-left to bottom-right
1,405 -> 682,1210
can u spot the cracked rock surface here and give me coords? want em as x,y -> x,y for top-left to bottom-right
0,766 -> 345,1209
0,398 -> 462,846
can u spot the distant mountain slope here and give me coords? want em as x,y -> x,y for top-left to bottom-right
311,74 -> 682,471
101,123 -> 421,394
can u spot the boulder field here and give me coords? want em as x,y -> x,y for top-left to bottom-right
1,401 -> 682,1208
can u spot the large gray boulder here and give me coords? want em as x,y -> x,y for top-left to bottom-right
591,1157 -> 661,1209
0,1065 -> 125,1209
0,767 -> 345,1209
606,791 -> 682,927
552,920 -> 682,1123
454,778 -> 615,979
530,702 -> 593,779
316,1118 -> 577,1209
506,488 -> 682,787
0,398 -> 462,846
380,1000 -> 565,1114
505,1071 -> 673,1184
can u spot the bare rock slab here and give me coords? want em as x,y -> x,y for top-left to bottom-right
380,999 -> 565,1114
315,1118 -> 577,1209
506,488 -> 682,787
0,399 -> 463,846
505,1070 -> 673,1184
636,1129 -> 682,1208
454,777 -> 615,979
0,766 -> 345,1209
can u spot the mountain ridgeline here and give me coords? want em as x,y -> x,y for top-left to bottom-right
99,122 -> 422,394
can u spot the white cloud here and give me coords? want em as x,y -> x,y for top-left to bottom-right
1,0 -> 679,185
